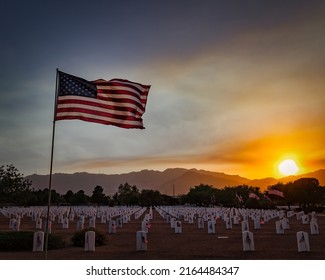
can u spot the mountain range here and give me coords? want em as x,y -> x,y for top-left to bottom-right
26,168 -> 325,196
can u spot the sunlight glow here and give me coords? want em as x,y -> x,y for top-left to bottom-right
278,159 -> 299,176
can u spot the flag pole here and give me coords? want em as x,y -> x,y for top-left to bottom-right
44,68 -> 59,259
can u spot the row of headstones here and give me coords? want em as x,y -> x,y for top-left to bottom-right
155,206 -> 249,234
242,230 -> 311,252
155,207 -> 313,253
155,205 -> 320,254
156,206 -> 320,236
33,208 -> 149,252
32,229 -> 149,253
7,206 -> 145,232
32,207 -> 151,253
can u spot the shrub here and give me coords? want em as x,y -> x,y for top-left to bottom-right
71,227 -> 106,247
0,231 -> 65,251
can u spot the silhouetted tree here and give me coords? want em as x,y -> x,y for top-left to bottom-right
139,189 -> 163,206
70,190 -> 90,205
91,185 -> 108,205
186,184 -> 218,205
0,164 -> 31,204
64,190 -> 74,204
115,182 -> 139,205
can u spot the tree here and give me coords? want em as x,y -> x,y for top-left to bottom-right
115,182 -> 139,205
90,185 -> 108,205
70,190 -> 90,205
287,178 -> 322,211
64,190 -> 74,204
0,164 -> 31,204
186,184 -> 218,205
139,189 -> 163,206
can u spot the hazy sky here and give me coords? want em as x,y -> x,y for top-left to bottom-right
1,0 -> 324,179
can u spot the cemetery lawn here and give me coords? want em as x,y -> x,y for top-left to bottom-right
0,209 -> 324,260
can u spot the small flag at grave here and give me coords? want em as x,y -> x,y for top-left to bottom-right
267,188 -> 284,197
141,234 -> 148,244
249,192 -> 260,200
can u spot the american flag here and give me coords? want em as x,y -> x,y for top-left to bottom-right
249,192 -> 260,200
267,188 -> 284,198
236,192 -> 243,203
55,70 -> 150,129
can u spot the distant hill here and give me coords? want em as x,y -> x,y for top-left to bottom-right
26,168 -> 325,195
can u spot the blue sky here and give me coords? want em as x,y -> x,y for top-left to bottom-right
1,0 -> 324,179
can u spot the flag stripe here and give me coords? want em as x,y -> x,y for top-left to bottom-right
56,112 -> 144,128
55,71 -> 150,129
57,95 -> 144,115
57,102 -> 139,118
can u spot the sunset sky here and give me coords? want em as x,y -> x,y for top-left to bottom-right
1,0 -> 324,179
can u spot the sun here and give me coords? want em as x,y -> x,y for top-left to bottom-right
278,159 -> 299,176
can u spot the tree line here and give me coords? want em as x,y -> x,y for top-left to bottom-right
1,164 -> 325,212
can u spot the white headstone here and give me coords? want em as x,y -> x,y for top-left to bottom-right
100,215 -> 106,224
198,217 -> 204,229
175,220 -> 182,234
58,214 -> 63,224
170,217 -> 176,229
281,218 -> 290,230
108,220 -> 116,234
77,219 -> 84,230
33,231 -> 44,252
233,216 -> 239,225
241,221 -> 249,232
208,220 -> 215,234
310,221 -> 319,235
302,214 -> 309,224
36,218 -> 42,229
225,218 -> 232,229
79,215 -> 85,223
69,213 -> 74,221
117,217 -> 123,228
254,218 -> 261,230
12,219 -> 20,231
141,220 -> 150,233
242,231 -> 254,251
89,216 -> 96,228
136,231 -> 148,251
62,217 -> 69,229
84,231 -> 96,251
297,231 -> 310,252
276,221 -> 284,234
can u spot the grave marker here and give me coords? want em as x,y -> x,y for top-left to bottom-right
33,231 -> 44,252
108,220 -> 117,234
242,231 -> 254,251
297,231 -> 310,252
198,217 -> 204,229
241,221 -> 249,232
85,231 -> 96,251
175,220 -> 182,234
310,221 -> 319,235
208,220 -> 215,234
276,221 -> 284,234
136,231 -> 148,251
